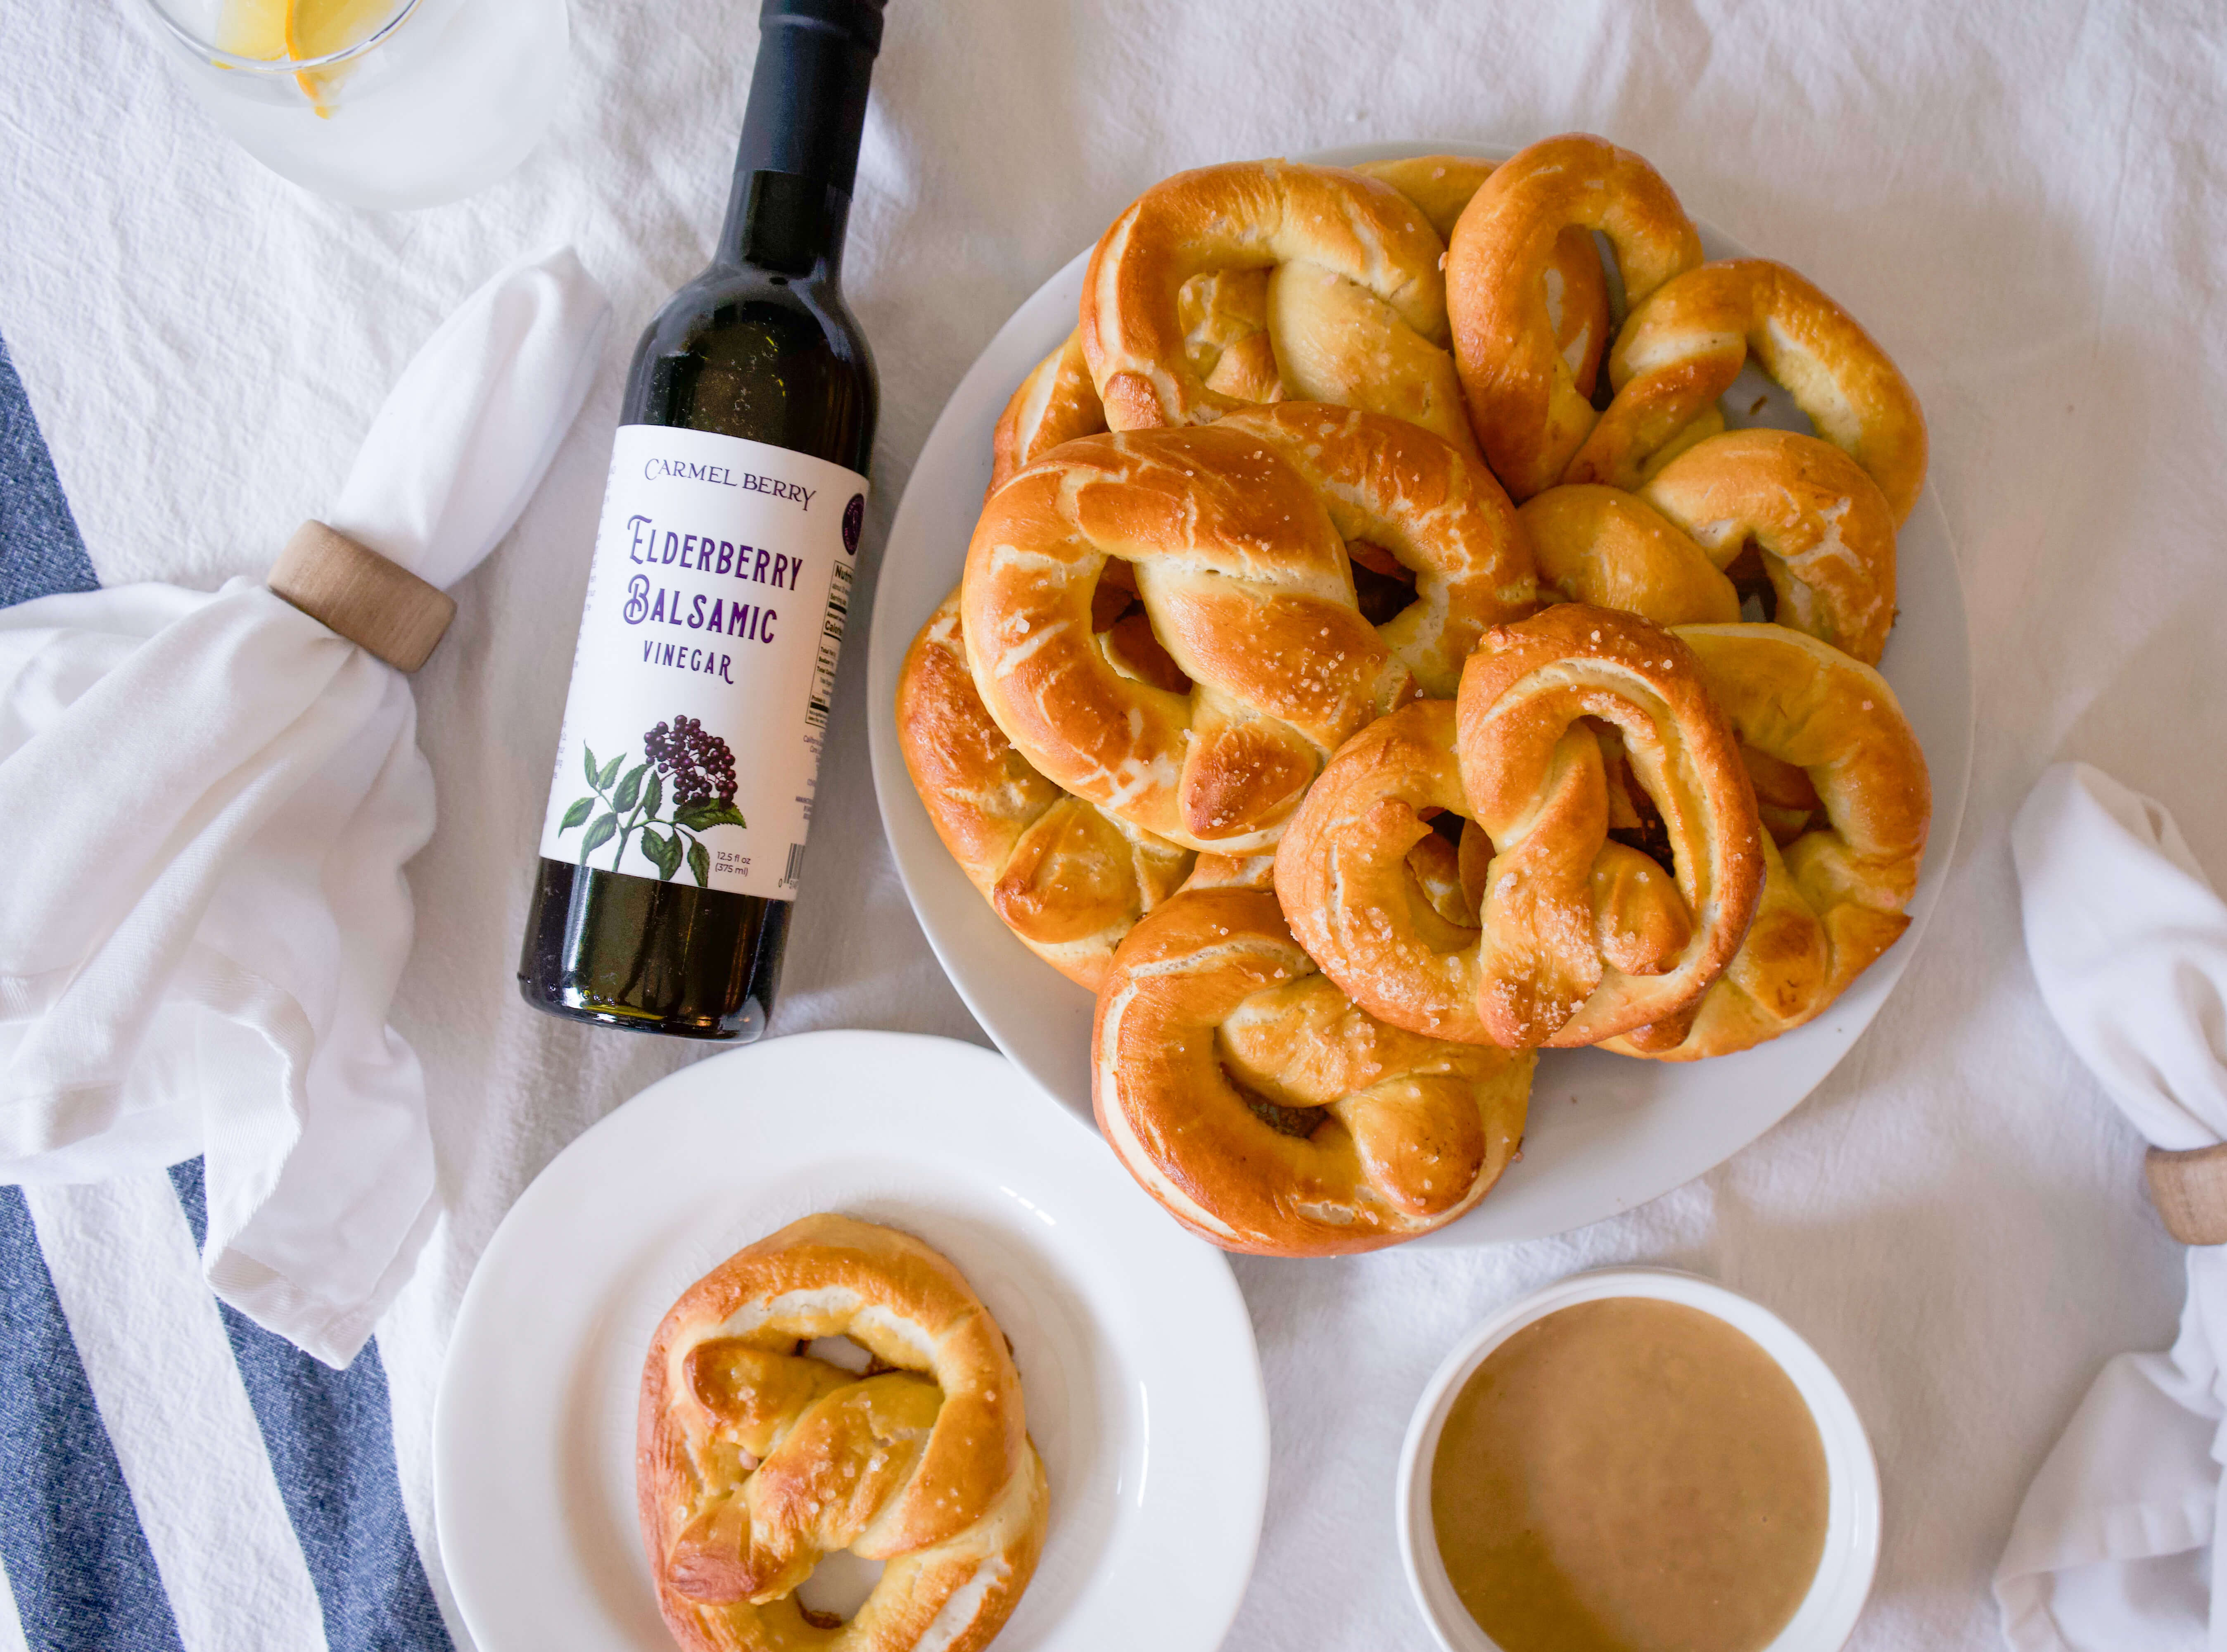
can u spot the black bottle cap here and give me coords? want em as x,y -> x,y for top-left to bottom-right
735,0 -> 884,194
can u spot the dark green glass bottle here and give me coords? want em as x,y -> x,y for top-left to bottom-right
519,0 -> 883,1040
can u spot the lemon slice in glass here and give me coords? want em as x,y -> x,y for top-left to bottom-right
216,0 -> 400,112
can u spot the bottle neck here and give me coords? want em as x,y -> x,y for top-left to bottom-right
716,5 -> 878,280
717,170 -> 852,281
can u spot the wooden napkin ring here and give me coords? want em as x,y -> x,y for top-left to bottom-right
2144,1144 -> 2227,1245
267,520 -> 456,673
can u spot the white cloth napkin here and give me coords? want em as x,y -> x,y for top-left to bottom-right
0,247 -> 610,1367
1997,761 -> 2227,1650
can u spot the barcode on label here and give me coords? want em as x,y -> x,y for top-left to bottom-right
783,843 -> 807,887
805,560 -> 852,731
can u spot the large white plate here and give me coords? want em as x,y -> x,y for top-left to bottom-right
432,1029 -> 1269,1652
864,142 -> 1973,1245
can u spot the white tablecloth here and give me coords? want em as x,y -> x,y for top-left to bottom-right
5,1 -> 2223,1645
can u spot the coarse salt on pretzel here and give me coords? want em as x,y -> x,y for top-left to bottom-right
638,1215 -> 1049,1652
1638,428 -> 1900,664
1079,158 -> 1481,459
961,405 -> 1530,852
1565,258 -> 1929,523
1092,880 -> 1534,1254
897,589 -> 1193,990
1273,697 -> 1695,1044
1454,604 -> 1764,1047
1446,133 -> 1703,501
1600,624 -> 1930,1059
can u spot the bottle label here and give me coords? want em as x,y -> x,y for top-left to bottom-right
538,425 -> 868,902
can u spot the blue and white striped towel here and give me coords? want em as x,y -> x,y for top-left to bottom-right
0,336 -> 452,1652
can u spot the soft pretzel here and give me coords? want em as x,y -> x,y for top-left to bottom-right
961,405 -> 1530,851
638,1215 -> 1049,1652
1599,625 -> 1929,1059
1521,484 -> 1742,628
986,286 -> 1280,496
1350,155 -> 1612,409
988,330 -> 1106,496
897,589 -> 1193,989
1455,605 -> 1763,1047
1567,258 -> 1929,522
1446,134 -> 1703,500
1638,429 -> 1900,663
1273,697 -> 1696,1045
1092,881 -> 1534,1254
1079,158 -> 1480,458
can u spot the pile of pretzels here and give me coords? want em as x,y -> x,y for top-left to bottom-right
897,133 -> 1933,1259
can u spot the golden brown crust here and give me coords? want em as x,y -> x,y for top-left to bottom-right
896,590 -> 1194,990
1567,258 -> 1929,524
1354,155 -> 1611,406
1078,157 -> 1480,458
1601,625 -> 1929,1059
1446,134 -> 1702,500
988,330 -> 1106,498
1092,885 -> 1534,1254
638,1215 -> 1049,1652
1453,605 -> 1764,1047
1520,484 -> 1743,628
1272,698 -> 1695,1045
959,406 -> 1528,853
1212,403 -> 1537,694
1638,428 -> 1901,663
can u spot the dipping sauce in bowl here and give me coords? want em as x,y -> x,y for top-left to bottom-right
1397,1270 -> 1878,1652
1430,1297 -> 1828,1652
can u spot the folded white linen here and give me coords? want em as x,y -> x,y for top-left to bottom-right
1997,761 -> 2227,1650
0,247 -> 610,1367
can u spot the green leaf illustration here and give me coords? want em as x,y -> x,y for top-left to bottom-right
613,762 -> 647,814
583,746 -> 600,788
640,829 -> 682,881
598,752 -> 624,789
675,800 -> 748,833
559,797 -> 594,831
642,770 -> 663,820
688,840 -> 710,888
581,813 -> 617,858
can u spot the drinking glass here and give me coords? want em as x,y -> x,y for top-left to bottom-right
133,0 -> 571,210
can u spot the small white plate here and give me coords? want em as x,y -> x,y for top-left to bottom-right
864,139 -> 1973,1245
1395,1267 -> 1881,1652
432,1029 -> 1269,1652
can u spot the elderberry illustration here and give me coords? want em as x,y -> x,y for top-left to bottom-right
643,715 -> 738,808
557,715 -> 748,887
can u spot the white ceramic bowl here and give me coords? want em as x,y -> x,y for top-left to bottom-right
1395,1267 -> 1881,1652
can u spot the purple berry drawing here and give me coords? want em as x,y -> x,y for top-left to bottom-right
558,716 -> 746,886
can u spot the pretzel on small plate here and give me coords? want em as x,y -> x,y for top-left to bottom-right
1565,258 -> 1929,523
1600,624 -> 1930,1059
1446,133 -> 1704,500
898,589 -> 1193,990
1092,870 -> 1534,1255
1277,605 -> 1763,1049
960,404 -> 1531,852
639,1215 -> 1048,1652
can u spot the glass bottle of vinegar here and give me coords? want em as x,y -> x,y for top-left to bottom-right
518,0 -> 883,1040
